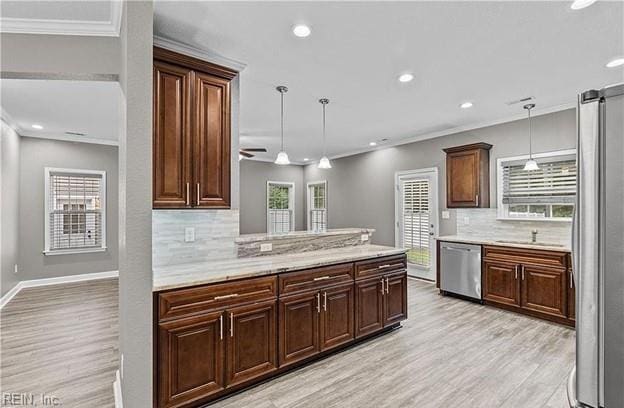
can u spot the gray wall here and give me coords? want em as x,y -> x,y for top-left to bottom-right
1,120 -> 21,296
17,137 -> 119,280
304,108 -> 576,246
240,160 -> 305,234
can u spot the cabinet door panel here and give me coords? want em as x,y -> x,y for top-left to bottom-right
226,300 -> 277,387
320,283 -> 354,351
521,265 -> 566,318
153,61 -> 192,208
483,260 -> 520,307
279,291 -> 320,367
158,311 -> 224,407
194,71 -> 231,208
355,278 -> 384,338
384,271 -> 408,326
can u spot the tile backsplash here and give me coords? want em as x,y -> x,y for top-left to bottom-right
456,208 -> 572,245
153,210 -> 239,267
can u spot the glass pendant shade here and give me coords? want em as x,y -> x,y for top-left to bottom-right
318,156 -> 332,169
523,159 -> 539,171
275,151 -> 290,165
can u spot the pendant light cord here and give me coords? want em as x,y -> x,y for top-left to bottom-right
322,102 -> 326,156
280,90 -> 285,151
528,106 -> 532,160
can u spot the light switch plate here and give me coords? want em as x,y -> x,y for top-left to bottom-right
361,234 -> 369,242
463,216 -> 470,225
184,227 -> 195,243
260,243 -> 273,252
441,210 -> 450,219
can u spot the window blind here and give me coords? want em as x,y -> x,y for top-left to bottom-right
48,172 -> 103,251
502,159 -> 576,204
402,179 -> 430,267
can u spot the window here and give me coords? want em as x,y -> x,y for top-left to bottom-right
401,178 -> 431,267
497,150 -> 576,221
44,168 -> 106,254
307,181 -> 327,232
267,181 -> 294,234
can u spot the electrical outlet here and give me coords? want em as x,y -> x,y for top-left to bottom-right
260,243 -> 273,252
184,227 -> 195,243
14,264 -> 18,274
463,216 -> 470,225
441,210 -> 450,219
361,234 -> 369,242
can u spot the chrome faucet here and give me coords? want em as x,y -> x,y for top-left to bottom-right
531,229 -> 538,243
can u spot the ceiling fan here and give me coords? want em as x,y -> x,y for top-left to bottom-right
239,147 -> 267,159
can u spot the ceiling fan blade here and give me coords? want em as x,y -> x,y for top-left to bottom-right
241,148 -> 267,152
239,151 -> 254,158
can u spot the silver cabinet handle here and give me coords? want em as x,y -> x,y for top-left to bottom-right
323,292 -> 327,311
196,183 -> 200,205
214,293 -> 239,300
515,265 -> 519,280
316,292 -> 320,313
313,276 -> 330,281
570,270 -> 574,289
186,182 -> 190,206
378,264 -> 392,269
230,312 -> 234,337
385,277 -> 390,294
219,314 -> 223,340
380,278 -> 385,294
521,265 -> 525,281
475,194 -> 479,206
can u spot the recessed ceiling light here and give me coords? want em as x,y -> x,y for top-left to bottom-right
32,124 -> 43,129
398,73 -> 414,83
369,142 -> 377,146
460,101 -> 473,109
292,24 -> 311,38
606,57 -> 624,68
570,0 -> 597,10
303,158 -> 309,161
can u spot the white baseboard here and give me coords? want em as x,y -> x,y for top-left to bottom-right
113,369 -> 123,408
0,270 -> 118,309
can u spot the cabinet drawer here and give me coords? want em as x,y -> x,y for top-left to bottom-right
354,255 -> 406,280
158,276 -> 277,321
279,263 -> 354,295
483,245 -> 567,269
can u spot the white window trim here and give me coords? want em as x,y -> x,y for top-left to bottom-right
266,181 -> 295,234
306,180 -> 328,231
496,149 -> 576,222
44,167 -> 107,255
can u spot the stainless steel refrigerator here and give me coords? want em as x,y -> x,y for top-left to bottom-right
568,83 -> 624,408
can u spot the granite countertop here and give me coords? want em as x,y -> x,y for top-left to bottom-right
153,244 -> 405,292
436,235 -> 571,252
234,228 -> 375,244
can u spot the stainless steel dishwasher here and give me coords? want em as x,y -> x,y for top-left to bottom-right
439,242 -> 482,300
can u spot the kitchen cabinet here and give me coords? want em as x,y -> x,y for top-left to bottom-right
153,47 -> 236,209
482,245 -> 573,326
567,257 -> 575,322
155,254 -> 408,407
443,142 -> 492,208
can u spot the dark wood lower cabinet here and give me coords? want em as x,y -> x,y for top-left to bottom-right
482,260 -> 520,307
568,267 -> 576,322
226,300 -> 277,387
155,255 -> 408,408
520,264 -> 566,318
158,311 -> 225,408
278,291 -> 321,367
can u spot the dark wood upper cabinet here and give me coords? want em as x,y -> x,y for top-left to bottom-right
443,142 -> 492,208
153,47 -> 236,209
153,61 -> 192,208
225,300 -> 277,387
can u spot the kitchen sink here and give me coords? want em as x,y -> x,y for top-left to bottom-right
495,240 -> 566,247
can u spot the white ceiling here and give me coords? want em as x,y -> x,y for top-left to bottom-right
0,79 -> 121,145
0,1 -> 121,36
154,1 -> 623,163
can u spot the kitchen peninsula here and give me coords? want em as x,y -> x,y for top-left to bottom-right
153,228 -> 408,408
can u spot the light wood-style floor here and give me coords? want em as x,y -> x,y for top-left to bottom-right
1,279 -> 119,407
0,278 -> 574,408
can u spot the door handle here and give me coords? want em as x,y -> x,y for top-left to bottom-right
313,276 -> 331,281
380,278 -> 385,294
323,292 -> 327,311
186,182 -> 190,206
316,292 -> 321,313
570,271 -> 574,289
475,194 -> 479,206
515,265 -> 519,280
230,312 -> 234,337
378,264 -> 393,269
219,314 -> 223,340
196,183 -> 200,205
521,265 -> 525,281
385,277 -> 390,294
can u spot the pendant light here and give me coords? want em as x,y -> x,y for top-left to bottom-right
318,98 -> 332,169
274,86 -> 290,165
523,103 -> 539,171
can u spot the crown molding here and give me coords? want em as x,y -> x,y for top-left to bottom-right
0,1 -> 122,37
153,35 -> 247,73
20,132 -> 119,147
